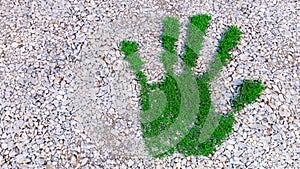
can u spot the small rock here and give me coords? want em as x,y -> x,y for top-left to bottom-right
56,95 -> 63,100
279,106 -> 291,117
120,163 -> 127,169
127,159 -> 134,167
0,155 -> 4,165
70,155 -> 77,165
81,158 -> 88,166
278,94 -> 285,102
182,158 -> 187,166
22,158 -> 31,164
113,60 -> 124,71
54,77 -> 63,85
12,42 -> 19,48
15,154 -> 25,163
2,143 -> 7,149
227,144 -> 234,151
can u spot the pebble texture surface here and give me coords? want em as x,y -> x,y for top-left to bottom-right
0,0 -> 299,168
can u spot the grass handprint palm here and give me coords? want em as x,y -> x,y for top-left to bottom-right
121,14 -> 267,158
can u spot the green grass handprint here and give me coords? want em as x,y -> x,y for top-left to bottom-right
121,14 -> 267,158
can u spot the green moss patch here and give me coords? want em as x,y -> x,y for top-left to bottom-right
233,79 -> 267,112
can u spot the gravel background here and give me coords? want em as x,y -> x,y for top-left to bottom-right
0,0 -> 299,168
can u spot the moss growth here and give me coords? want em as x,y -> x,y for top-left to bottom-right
141,74 -> 181,137
233,79 -> 267,112
217,26 -> 243,66
184,15 -> 212,68
121,41 -> 145,71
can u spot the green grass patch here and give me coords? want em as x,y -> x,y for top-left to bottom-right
161,17 -> 180,55
217,26 -> 243,66
136,71 -> 155,111
233,79 -> 267,112
175,76 -> 213,156
190,14 -> 212,33
141,74 -> 181,137
184,14 -> 212,68
192,113 -> 236,156
161,17 -> 180,73
121,41 -> 145,71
